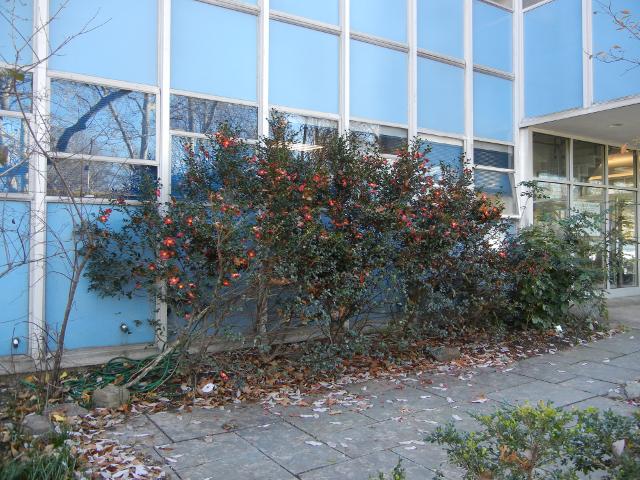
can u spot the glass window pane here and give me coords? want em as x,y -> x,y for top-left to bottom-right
572,185 -> 606,237
608,146 -> 637,188
48,159 -> 156,198
0,0 -> 32,65
573,140 -> 605,184
533,182 -> 568,223
473,73 -> 513,142
475,169 -> 517,215
0,116 -> 28,192
171,0 -> 257,101
170,95 -> 258,139
171,135 -> 206,198
532,132 -> 568,181
49,0 -> 157,85
608,188 -> 637,288
50,79 -> 156,160
0,71 -> 32,112
524,0 -> 582,117
350,0 -> 407,43
350,40 -> 408,125
350,122 -> 406,155
424,141 -> 463,178
474,142 -> 513,169
270,21 -> 339,114
417,58 -> 464,134
473,0 -> 512,72
417,0 -> 464,59
276,113 -> 338,148
593,0 -> 640,102
271,0 -> 339,24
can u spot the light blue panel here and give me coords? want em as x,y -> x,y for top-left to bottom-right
172,0 -> 257,101
524,0 -> 582,117
49,0 -> 157,85
0,0 -> 32,65
474,72 -> 513,142
417,58 -> 464,134
271,0 -> 339,24
473,0 -> 512,72
270,21 -> 339,113
593,0 -> 640,102
425,142 -> 463,177
350,40 -> 407,124
46,203 -> 155,350
417,0 -> 464,59
0,201 -> 29,355
351,0 -> 407,43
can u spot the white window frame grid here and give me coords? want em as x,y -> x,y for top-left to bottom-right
2,0 -> 525,361
529,127 -> 640,294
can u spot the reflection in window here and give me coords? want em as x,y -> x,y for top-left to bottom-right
171,136 -> 207,198
473,0 -> 512,72
269,21 -> 339,114
424,141 -> 463,178
533,133 -> 568,181
609,189 -> 637,288
533,182 -> 568,223
473,73 -> 513,142
417,0 -> 464,59
275,113 -> 338,149
271,0 -> 339,25
350,41 -> 408,125
0,0 -> 32,65
350,122 -> 406,155
474,142 -> 513,169
50,79 -> 156,160
475,169 -> 517,215
350,0 -> 407,43
573,140 -> 605,185
0,71 -> 32,112
49,0 -> 157,85
47,159 -> 156,198
572,185 -> 606,237
170,95 -> 258,139
608,147 -> 637,188
417,58 -> 464,134
0,116 -> 28,193
171,0 -> 257,101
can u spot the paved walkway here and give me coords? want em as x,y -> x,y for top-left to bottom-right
108,322 -> 640,480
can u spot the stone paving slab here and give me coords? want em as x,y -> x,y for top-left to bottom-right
488,380 -> 596,407
282,407 -> 377,438
565,362 -> 640,385
507,360 -> 578,384
584,333 -> 640,355
392,442 -> 464,479
360,386 -> 450,421
608,350 -> 640,370
557,376 -> 619,396
567,395 -> 639,417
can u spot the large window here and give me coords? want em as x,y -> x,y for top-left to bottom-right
49,0 -> 158,85
351,122 -> 406,155
532,132 -> 639,288
417,58 -> 464,135
422,140 -> 464,178
418,0 -> 464,59
350,41 -> 408,125
0,116 -> 28,193
524,0 -> 583,117
474,143 -> 517,215
269,21 -> 339,114
171,0 -> 257,101
473,0 -> 512,73
350,0 -> 407,43
473,73 -> 513,142
0,0 -> 33,65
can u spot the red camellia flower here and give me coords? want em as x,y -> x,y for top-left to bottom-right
222,279 -> 230,287
163,217 -> 173,225
257,169 -> 268,176
163,237 -> 176,247
98,215 -> 108,223
159,250 -> 172,260
247,250 -> 256,259
231,272 -> 240,280
186,216 -> 194,226
155,189 -> 161,197
220,371 -> 229,381
148,263 -> 157,271
168,276 -> 180,286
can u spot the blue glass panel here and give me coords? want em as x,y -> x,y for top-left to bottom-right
0,116 -> 28,192
473,72 -> 513,142
49,0 -> 157,85
593,0 -> 640,102
50,79 -> 156,160
270,21 -> 339,113
46,203 -> 155,350
0,72 -> 32,112
350,40 -> 407,124
0,200 -> 30,355
172,0 -> 257,102
473,0 -> 512,72
524,0 -> 582,116
417,58 -> 464,134
475,169 -> 516,214
351,0 -> 407,43
271,0 -> 339,24
0,0 -> 32,65
425,142 -> 463,178
417,0 -> 464,59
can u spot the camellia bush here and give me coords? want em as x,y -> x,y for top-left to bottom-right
85,116 -> 611,366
